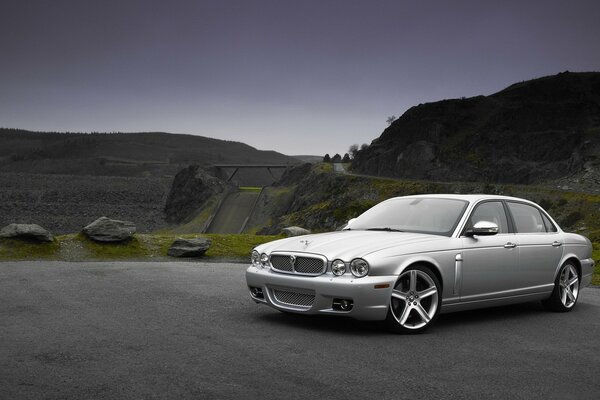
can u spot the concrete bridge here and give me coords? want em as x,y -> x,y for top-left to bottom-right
211,164 -> 291,182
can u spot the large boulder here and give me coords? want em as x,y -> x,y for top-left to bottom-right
282,226 -> 311,237
164,166 -> 230,223
167,237 -> 212,257
82,217 -> 136,242
0,223 -> 54,242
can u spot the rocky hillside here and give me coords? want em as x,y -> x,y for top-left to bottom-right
0,173 -> 170,234
261,163 -> 600,242
352,72 -> 600,189
0,129 -> 297,184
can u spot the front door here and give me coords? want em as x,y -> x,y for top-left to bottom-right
460,201 -> 519,302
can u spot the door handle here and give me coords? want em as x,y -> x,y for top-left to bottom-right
552,241 -> 562,247
504,242 -> 517,249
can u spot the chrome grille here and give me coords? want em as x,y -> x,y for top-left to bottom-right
270,254 -> 326,275
273,289 -> 315,308
270,254 -> 294,272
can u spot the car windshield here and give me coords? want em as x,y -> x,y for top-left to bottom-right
347,197 -> 468,236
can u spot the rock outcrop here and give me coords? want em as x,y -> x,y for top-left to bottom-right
164,166 -> 230,223
0,223 -> 54,242
167,237 -> 212,257
352,72 -> 600,187
82,217 -> 136,242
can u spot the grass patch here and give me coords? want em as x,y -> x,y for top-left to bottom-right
239,186 -> 262,192
0,233 -> 283,262
0,238 -> 60,260
593,243 -> 600,286
78,233 -> 148,259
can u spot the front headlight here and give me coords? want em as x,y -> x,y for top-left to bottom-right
251,250 -> 260,266
331,259 -> 347,276
350,258 -> 369,277
260,253 -> 270,268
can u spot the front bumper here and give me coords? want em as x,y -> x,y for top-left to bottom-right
246,265 -> 396,321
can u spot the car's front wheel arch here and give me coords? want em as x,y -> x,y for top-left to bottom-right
397,260 -> 443,293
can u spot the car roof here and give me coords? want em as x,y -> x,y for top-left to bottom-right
390,194 -> 535,203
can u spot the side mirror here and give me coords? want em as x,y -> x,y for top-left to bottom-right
341,218 -> 357,231
466,221 -> 499,236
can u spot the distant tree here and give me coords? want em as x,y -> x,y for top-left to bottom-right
348,144 -> 359,159
342,153 -> 351,163
332,153 -> 342,163
360,143 -> 369,151
323,153 -> 331,162
386,115 -> 397,126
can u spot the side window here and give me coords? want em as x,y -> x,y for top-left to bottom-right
507,202 -> 547,233
541,212 -> 558,232
468,201 -> 509,233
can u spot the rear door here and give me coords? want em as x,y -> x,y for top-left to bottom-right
506,201 -> 563,292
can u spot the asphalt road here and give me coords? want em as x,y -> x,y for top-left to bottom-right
1,262 -> 599,400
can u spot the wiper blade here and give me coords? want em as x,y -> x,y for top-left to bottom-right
366,227 -> 403,232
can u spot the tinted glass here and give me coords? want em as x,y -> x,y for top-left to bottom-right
348,198 -> 468,236
541,212 -> 558,232
468,201 -> 509,233
507,202 -> 546,233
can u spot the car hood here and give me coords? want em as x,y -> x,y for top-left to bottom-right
256,230 -> 448,261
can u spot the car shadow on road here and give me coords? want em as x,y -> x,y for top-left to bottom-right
255,299 -> 594,335
437,298 -> 595,329
257,312 -> 388,335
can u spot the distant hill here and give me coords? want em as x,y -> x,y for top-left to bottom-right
352,72 -> 600,189
291,155 -> 323,163
0,129 -> 299,184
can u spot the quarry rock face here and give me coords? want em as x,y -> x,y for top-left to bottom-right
82,216 -> 136,242
164,166 -> 230,223
0,223 -> 54,242
167,237 -> 212,257
352,72 -> 600,187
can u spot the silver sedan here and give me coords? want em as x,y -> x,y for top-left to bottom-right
246,194 -> 595,333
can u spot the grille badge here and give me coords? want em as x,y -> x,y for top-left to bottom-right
290,255 -> 296,269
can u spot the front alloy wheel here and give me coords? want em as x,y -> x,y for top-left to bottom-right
543,262 -> 580,312
386,265 -> 441,334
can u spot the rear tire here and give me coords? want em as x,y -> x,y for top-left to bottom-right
542,261 -> 580,312
385,265 -> 442,334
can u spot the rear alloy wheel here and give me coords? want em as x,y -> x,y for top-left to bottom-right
542,262 -> 580,312
386,266 -> 441,334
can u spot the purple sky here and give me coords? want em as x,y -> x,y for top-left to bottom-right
1,0 -> 599,156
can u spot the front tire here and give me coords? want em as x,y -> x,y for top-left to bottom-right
542,262 -> 580,312
385,265 -> 442,334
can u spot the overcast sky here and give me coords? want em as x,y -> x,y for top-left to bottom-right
1,0 -> 599,155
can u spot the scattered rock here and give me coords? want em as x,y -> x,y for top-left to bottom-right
0,223 -> 54,242
282,226 -> 311,237
167,237 -> 212,257
82,217 -> 136,242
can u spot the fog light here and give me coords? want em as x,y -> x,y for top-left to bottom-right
250,287 -> 264,299
332,298 -> 353,311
